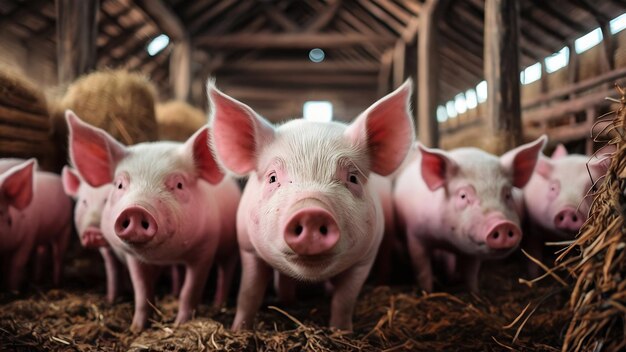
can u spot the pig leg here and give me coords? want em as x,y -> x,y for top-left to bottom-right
170,265 -> 184,298
99,247 -> 120,303
406,233 -> 433,292
275,272 -> 297,304
232,251 -> 273,330
33,245 -> 48,283
329,262 -> 373,331
373,230 -> 394,285
51,224 -> 71,286
525,225 -> 545,278
127,256 -> 161,332
213,254 -> 238,307
7,241 -> 34,291
457,255 -> 481,293
175,258 -> 214,325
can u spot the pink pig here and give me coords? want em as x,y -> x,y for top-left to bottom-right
393,136 -> 546,292
522,144 -> 613,276
62,166 -> 123,303
0,158 -> 72,291
208,81 -> 414,331
66,111 -> 241,332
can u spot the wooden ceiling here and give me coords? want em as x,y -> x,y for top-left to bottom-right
0,0 -> 625,122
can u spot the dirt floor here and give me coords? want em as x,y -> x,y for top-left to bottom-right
0,243 -> 571,351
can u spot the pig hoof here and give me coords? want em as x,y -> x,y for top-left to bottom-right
129,323 -> 145,334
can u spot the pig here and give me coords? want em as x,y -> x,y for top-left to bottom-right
393,136 -> 546,292
208,80 -> 415,331
522,144 -> 613,277
66,111 -> 241,332
0,158 -> 72,291
62,166 -> 123,302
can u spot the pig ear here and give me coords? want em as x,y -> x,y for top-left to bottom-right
0,159 -> 36,210
500,135 -> 547,188
589,143 -> 616,179
344,79 -> 415,176
418,144 -> 457,191
208,83 -> 275,175
534,156 -> 553,179
61,166 -> 82,197
66,110 -> 127,187
551,144 -> 568,159
182,126 -> 225,185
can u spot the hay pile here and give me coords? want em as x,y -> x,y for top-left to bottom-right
0,65 -> 55,170
155,101 -> 207,142
554,86 -> 626,351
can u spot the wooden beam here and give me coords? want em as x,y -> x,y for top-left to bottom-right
418,0 -> 447,147
372,0 -> 413,24
194,33 -> 394,49
56,0 -> 99,84
484,0 -> 522,153
527,0 -> 587,33
216,60 -> 379,73
393,40 -> 406,88
188,0 -> 237,34
218,73 -> 377,87
170,37 -> 191,101
135,0 -> 185,41
263,3 -> 299,32
305,0 -> 342,33
378,49 -> 393,97
600,20 -> 615,72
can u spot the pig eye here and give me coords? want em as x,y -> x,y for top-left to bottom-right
348,174 -> 358,184
117,183 -> 123,190
177,182 -> 183,190
268,172 -> 277,184
82,199 -> 88,206
460,192 -> 466,199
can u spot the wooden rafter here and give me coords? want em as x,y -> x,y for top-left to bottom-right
194,33 -> 394,49
135,0 -> 186,41
304,0 -> 342,33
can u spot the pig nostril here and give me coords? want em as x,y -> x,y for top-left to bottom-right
320,226 -> 328,235
559,215 -> 564,221
122,219 -> 130,229
141,220 -> 149,230
572,215 -> 578,222
294,225 -> 303,235
493,231 -> 499,239
508,230 -> 514,238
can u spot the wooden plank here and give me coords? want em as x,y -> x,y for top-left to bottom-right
523,89 -> 616,124
305,0 -> 342,33
135,0 -> 185,41
188,0 -> 236,34
56,0 -> 99,84
371,0 -> 413,23
378,49 -> 393,97
600,22 -> 615,72
216,59 -> 379,74
393,40 -> 406,88
263,3 -> 299,32
418,0 -> 445,147
484,0 -> 522,152
194,33 -> 394,49
0,105 -> 49,130
218,73 -> 377,87
170,38 -> 191,101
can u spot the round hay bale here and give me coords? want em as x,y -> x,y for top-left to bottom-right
155,100 -> 207,142
556,86 -> 626,351
60,69 -> 159,145
0,65 -> 57,171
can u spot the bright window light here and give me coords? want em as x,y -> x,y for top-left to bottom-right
147,34 -> 170,56
575,28 -> 603,54
521,62 -> 542,85
454,93 -> 467,114
610,13 -> 626,34
476,81 -> 488,103
545,47 -> 569,73
303,101 -> 332,122
309,48 -> 325,63
437,105 -> 448,122
446,101 -> 457,119
465,89 -> 478,109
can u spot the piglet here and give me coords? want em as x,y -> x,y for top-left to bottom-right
62,166 -> 123,302
66,111 -> 240,332
0,158 -> 72,291
208,80 -> 415,331
522,144 -> 613,276
393,137 -> 546,292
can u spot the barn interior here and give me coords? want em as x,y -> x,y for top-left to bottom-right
1,0 -> 626,350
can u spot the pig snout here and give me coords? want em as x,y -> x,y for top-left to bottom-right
554,207 -> 584,233
114,206 -> 158,244
81,226 -> 108,248
485,221 -> 521,250
284,207 -> 340,255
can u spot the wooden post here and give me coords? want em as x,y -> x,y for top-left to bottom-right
585,107 -> 596,155
567,41 -> 578,99
377,50 -> 393,97
417,0 -> 444,147
484,0 -> 521,153
56,0 -> 99,84
393,40 -> 406,89
170,38 -> 191,101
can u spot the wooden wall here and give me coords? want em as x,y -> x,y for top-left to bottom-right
0,28 -> 57,90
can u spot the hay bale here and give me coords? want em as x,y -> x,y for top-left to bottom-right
155,100 -> 207,142
60,69 -> 158,145
556,86 -> 626,351
0,65 -> 56,170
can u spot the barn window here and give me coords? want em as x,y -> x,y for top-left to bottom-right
303,101 -> 332,122
520,62 -> 542,85
147,34 -> 170,56
465,89 -> 478,109
437,105 -> 448,122
454,94 -> 467,114
610,13 -> 626,34
476,81 -> 488,103
545,47 -> 569,73
575,28 -> 603,54
446,101 -> 457,118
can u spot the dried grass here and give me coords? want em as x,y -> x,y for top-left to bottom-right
155,101 -> 207,142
